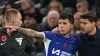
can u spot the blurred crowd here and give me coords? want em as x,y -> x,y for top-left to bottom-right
0,0 -> 100,56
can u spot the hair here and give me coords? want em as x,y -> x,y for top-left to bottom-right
22,13 -> 37,22
80,11 -> 97,22
47,10 -> 59,18
5,8 -> 21,21
76,1 -> 88,7
74,12 -> 84,19
48,0 -> 63,13
59,12 -> 74,24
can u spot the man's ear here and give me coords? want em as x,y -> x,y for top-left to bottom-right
71,24 -> 74,29
92,22 -> 96,27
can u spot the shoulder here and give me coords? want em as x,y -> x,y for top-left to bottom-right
73,33 -> 83,40
43,31 -> 60,40
97,28 -> 100,32
44,31 -> 57,36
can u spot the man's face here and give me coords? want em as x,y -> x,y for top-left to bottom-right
24,16 -> 36,27
22,1 -> 31,10
47,14 -> 59,27
58,19 -> 73,35
80,19 -> 95,34
50,2 -> 59,12
13,13 -> 22,26
74,14 -> 80,29
6,4 -> 12,9
76,4 -> 87,12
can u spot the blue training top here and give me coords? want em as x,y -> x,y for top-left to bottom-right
43,31 -> 79,56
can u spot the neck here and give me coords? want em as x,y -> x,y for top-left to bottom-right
88,27 -> 96,36
64,33 -> 70,38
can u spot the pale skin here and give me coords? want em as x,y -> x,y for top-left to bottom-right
4,19 -> 73,40
5,26 -> 45,40
3,12 -> 22,36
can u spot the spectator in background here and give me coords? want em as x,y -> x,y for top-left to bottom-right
48,0 -> 63,14
20,0 -> 35,16
22,13 -> 44,56
22,13 -> 43,31
42,0 -> 63,23
21,0 -> 43,23
2,2 -> 15,15
41,10 -> 59,31
76,1 -> 89,12
72,12 -> 83,34
21,0 -> 35,13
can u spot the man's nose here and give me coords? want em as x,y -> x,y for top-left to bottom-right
60,25 -> 64,28
51,19 -> 55,22
80,24 -> 84,28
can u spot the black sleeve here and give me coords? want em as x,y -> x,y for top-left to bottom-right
25,37 -> 36,56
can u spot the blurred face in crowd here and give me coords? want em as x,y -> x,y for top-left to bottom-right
80,19 -> 95,34
76,3 -> 88,12
50,1 -> 60,13
24,16 -> 36,27
22,1 -> 31,10
47,13 -> 59,28
58,19 -> 73,35
74,12 -> 83,29
6,4 -> 12,9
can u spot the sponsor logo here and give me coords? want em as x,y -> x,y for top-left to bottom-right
15,38 -> 23,46
52,48 -> 72,56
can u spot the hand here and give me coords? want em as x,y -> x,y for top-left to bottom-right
52,27 -> 60,34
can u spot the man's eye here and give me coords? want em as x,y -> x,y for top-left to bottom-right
83,22 -> 87,24
63,22 -> 67,24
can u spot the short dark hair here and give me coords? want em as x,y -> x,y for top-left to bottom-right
80,11 -> 97,22
22,13 -> 37,22
59,12 -> 74,24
